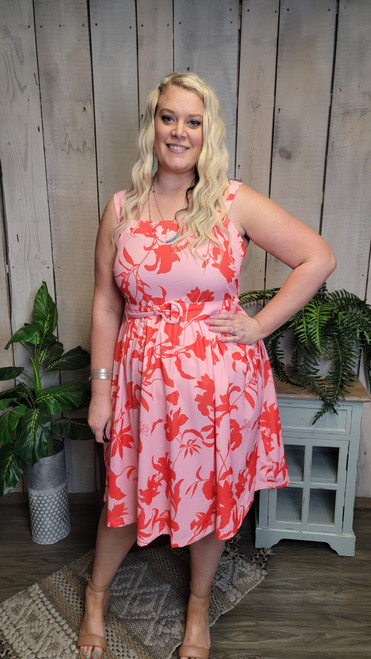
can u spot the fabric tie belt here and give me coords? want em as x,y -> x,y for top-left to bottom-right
125,299 -> 239,324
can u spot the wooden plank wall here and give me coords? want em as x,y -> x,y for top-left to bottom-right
0,0 -> 370,496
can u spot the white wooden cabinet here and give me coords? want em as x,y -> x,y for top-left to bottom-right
255,379 -> 371,556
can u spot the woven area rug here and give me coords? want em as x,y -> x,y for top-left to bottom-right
0,539 -> 269,659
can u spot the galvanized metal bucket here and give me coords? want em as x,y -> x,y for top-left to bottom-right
27,439 -> 71,544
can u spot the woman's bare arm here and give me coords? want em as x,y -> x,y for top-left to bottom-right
206,184 -> 336,343
88,197 -> 125,442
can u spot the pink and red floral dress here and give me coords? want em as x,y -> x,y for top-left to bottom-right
104,180 -> 289,547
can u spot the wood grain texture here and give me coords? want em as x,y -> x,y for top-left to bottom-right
0,207 -> 20,484
267,0 -> 337,288
34,0 -> 97,352
236,0 -> 279,195
208,507 -> 371,658
0,0 -> 54,351
1,503 -> 370,658
174,0 -> 239,177
34,0 -> 98,492
357,273 -> 371,497
90,0 -> 139,209
322,0 -> 371,296
0,180 -> 19,489
237,0 -> 279,293
0,0 -> 370,498
0,189 -> 12,372
137,0 -> 173,117
0,502 -> 98,601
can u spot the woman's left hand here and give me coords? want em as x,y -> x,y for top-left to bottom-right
205,312 -> 261,345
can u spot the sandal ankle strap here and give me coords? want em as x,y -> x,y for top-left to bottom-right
190,584 -> 211,599
84,574 -> 111,593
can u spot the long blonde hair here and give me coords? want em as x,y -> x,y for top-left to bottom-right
114,72 -> 230,251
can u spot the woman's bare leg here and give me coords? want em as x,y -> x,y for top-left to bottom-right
179,532 -> 226,659
78,504 -> 137,659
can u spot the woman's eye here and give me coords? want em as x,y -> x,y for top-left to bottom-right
188,119 -> 201,127
161,115 -> 174,123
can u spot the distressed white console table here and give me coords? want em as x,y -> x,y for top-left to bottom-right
255,378 -> 371,556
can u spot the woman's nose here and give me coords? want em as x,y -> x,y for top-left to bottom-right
171,122 -> 186,138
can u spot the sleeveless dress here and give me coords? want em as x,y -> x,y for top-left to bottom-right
105,180 -> 289,547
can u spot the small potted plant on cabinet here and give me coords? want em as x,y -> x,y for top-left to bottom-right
239,284 -> 371,422
0,282 -> 93,543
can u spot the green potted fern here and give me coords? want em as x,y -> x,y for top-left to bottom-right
0,282 -> 93,542
239,284 -> 371,423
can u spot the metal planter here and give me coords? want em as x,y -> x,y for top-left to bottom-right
27,439 -> 71,544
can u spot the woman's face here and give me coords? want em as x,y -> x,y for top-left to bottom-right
154,85 -> 204,176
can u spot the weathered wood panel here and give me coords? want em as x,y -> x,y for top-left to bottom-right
0,0 -> 54,343
358,403 -> 371,499
34,0 -> 97,350
0,0 -> 54,494
266,0 -> 337,288
0,0 -> 370,497
237,0 -> 279,293
0,192 -> 12,372
137,0 -> 173,117
357,267 -> 371,497
322,0 -> 371,296
174,0 -> 239,177
0,196 -> 21,490
236,0 -> 279,195
34,0 -> 98,492
90,0 -> 139,211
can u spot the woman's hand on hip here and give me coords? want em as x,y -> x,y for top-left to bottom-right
205,311 -> 262,345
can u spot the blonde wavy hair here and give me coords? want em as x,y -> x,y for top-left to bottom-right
114,72 -> 231,252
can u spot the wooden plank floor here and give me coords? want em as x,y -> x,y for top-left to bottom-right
0,502 -> 370,658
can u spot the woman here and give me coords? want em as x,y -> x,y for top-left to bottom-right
77,72 -> 336,659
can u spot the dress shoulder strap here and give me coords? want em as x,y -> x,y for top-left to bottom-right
225,180 -> 243,211
113,190 -> 126,223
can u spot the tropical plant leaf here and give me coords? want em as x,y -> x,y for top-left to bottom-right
0,444 -> 25,496
36,381 -> 87,414
0,283 -> 94,497
0,366 -> 24,381
51,417 -> 94,440
0,382 -> 34,407
33,282 -> 58,336
15,409 -> 52,463
46,346 -> 90,372
5,323 -> 40,348
0,405 -> 27,442
38,341 -> 64,366
0,398 -> 21,411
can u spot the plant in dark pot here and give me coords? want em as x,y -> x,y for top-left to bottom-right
239,284 -> 371,423
0,282 -> 93,543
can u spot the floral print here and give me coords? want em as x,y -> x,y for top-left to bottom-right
104,180 -> 289,547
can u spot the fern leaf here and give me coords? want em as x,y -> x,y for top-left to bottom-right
290,300 -> 334,351
239,289 -> 279,306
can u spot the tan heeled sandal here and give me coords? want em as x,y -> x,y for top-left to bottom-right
178,585 -> 211,659
77,575 -> 110,658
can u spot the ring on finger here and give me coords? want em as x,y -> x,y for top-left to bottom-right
232,327 -> 237,336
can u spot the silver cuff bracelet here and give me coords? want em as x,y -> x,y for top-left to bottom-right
89,368 -> 113,381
